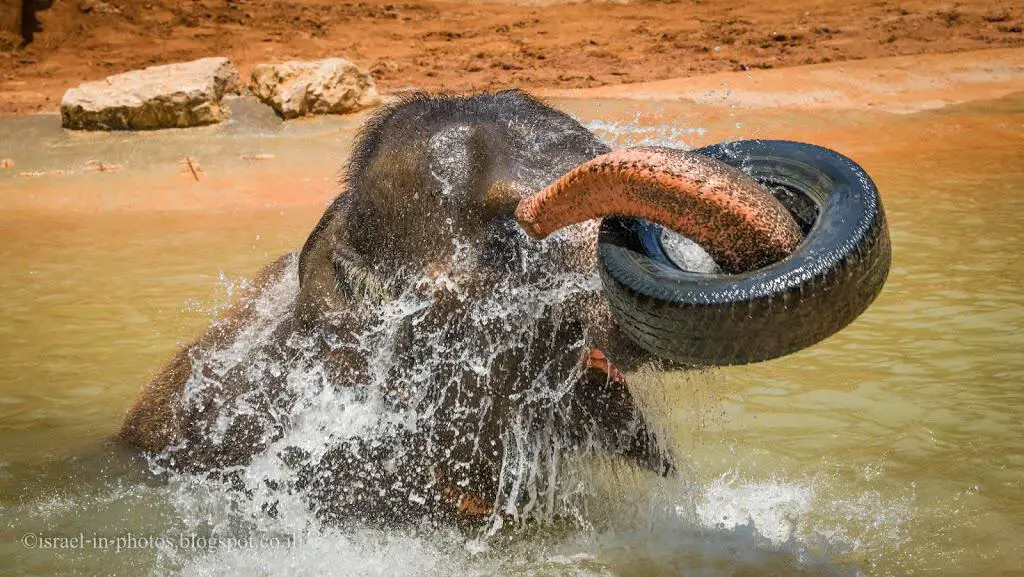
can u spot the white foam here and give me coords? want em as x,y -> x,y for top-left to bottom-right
584,114 -> 705,148
695,472 -> 815,546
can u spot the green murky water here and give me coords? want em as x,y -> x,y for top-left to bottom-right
0,94 -> 1021,576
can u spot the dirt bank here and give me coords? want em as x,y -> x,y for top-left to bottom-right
4,47 -> 1021,215
1,0 -> 1023,114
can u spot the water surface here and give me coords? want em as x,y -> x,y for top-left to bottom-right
0,94 -> 1021,576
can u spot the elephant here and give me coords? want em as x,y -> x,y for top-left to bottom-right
120,90 -> 889,527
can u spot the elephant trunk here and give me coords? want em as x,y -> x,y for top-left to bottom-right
514,147 -> 802,273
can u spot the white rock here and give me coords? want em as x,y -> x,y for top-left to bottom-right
250,58 -> 380,119
61,57 -> 242,130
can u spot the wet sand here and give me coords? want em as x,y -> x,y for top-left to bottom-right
2,47 -> 1021,215
544,47 -> 1024,113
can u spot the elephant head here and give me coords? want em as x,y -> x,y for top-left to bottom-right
121,90 -> 889,527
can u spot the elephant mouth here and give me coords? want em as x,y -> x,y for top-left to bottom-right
514,146 -> 803,274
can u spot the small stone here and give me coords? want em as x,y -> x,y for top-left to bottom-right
61,57 -> 242,130
250,58 -> 380,119
0,158 -> 14,169
78,0 -> 120,14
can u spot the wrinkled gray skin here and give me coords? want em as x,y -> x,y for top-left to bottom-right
297,89 -> 611,321
126,90 -> 672,527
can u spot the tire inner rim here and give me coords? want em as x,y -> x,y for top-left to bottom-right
658,229 -> 720,274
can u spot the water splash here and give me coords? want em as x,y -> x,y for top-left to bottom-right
583,114 -> 706,149
115,112 -> 901,575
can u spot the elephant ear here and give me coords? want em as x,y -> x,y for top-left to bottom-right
297,199 -> 397,325
332,246 -> 392,304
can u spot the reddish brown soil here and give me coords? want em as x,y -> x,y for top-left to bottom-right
1,0 -> 1022,115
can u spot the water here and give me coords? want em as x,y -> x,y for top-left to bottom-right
0,94 -> 1022,576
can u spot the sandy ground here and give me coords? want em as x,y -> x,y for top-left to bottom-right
1,0 -> 1023,114
3,46 -> 1021,214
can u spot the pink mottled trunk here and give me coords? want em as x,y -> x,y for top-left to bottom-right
515,147 -> 802,273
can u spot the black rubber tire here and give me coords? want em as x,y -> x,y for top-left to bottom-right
597,140 -> 891,366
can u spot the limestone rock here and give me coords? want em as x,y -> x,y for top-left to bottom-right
250,59 -> 380,119
61,57 -> 242,130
